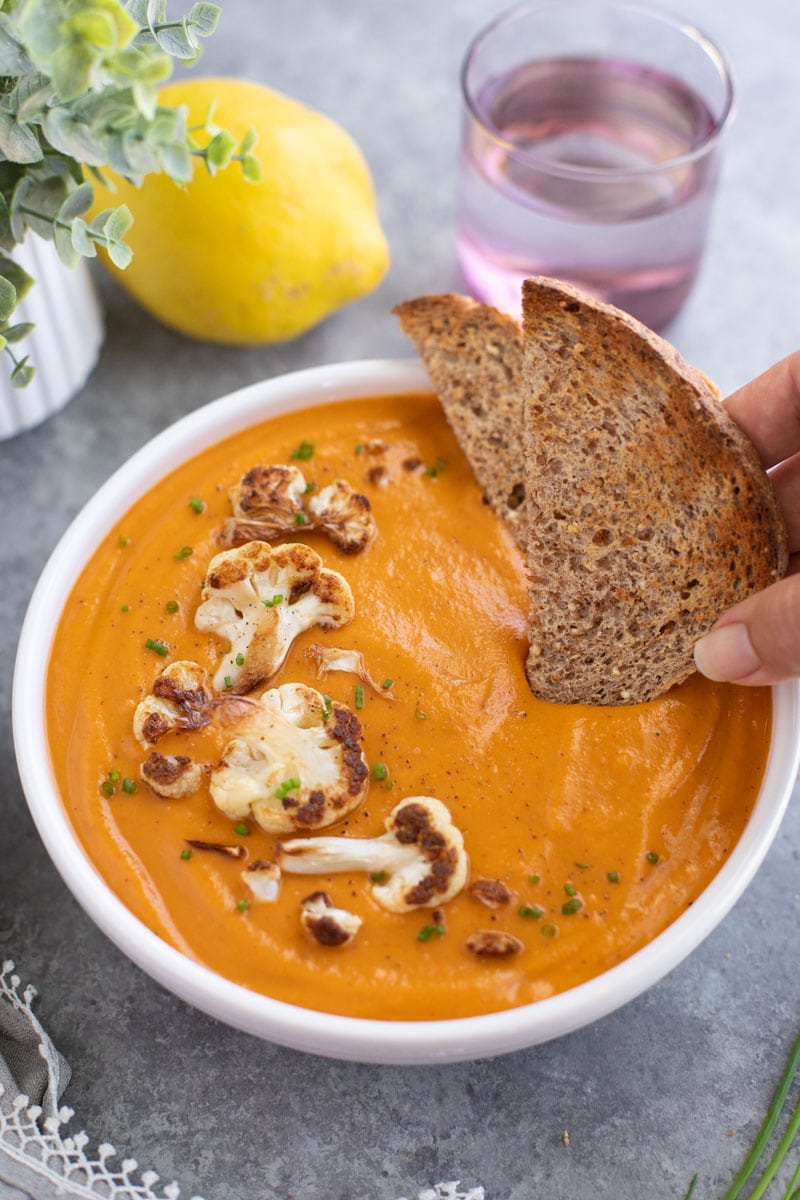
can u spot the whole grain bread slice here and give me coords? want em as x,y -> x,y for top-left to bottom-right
520,277 -> 788,705
393,294 -> 526,545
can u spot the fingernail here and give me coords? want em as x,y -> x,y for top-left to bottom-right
694,623 -> 761,682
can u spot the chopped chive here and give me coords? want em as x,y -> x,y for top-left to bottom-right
304,481 -> 315,493
145,637 -> 169,657
417,924 -> 445,942
371,762 -> 388,781
236,898 -> 250,913
575,862 -> 589,870
528,873 -> 541,885
108,769 -> 120,782
118,533 -> 130,546
355,684 -> 364,710
414,709 -> 427,720
189,496 -> 205,513
121,604 -> 130,612
275,777 -> 301,801
180,848 -> 192,860
235,652 -> 245,666
174,545 -> 193,560
294,511 -> 307,525
224,675 -> 233,689
564,883 -> 577,897
647,851 -> 660,865
382,678 -> 393,690
165,599 -> 179,613
320,694 -> 332,722
519,904 -> 544,919
262,594 -> 283,607
121,778 -> 136,794
541,923 -> 558,939
424,465 -> 438,478
290,439 -> 314,460
562,898 -> 582,915
354,443 -> 363,455
382,779 -> 395,790
607,871 -> 620,884
233,822 -> 250,836
371,871 -> 388,884
100,780 -> 114,797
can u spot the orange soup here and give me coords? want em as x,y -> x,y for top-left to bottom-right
46,393 -> 771,1020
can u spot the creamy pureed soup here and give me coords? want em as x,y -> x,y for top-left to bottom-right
46,393 -> 771,1021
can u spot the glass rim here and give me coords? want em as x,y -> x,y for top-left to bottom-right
460,0 -> 736,181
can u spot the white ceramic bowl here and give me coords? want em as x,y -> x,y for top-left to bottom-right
13,359 -> 800,1064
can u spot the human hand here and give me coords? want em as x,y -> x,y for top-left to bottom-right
693,351 -> 800,686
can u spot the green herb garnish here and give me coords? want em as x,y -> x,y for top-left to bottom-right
165,599 -> 179,613
518,905 -> 544,919
145,638 -> 168,657
417,924 -> 445,942
118,533 -> 130,547
233,822 -> 250,836
235,898 -> 250,913
180,848 -> 192,860
355,684 -> 364,710
235,652 -> 245,666
382,678 -> 394,690
290,439 -> 314,460
371,763 -> 388,781
100,780 -> 114,797
646,851 -> 660,865
371,871 -> 388,884
121,778 -> 136,794
174,545 -> 193,560
275,777 -> 301,801
561,898 -> 583,915
607,871 -> 620,884
189,496 -> 205,513
262,594 -> 283,607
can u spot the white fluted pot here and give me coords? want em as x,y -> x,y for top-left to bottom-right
0,236 -> 104,440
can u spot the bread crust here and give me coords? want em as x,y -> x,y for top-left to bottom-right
393,294 -> 526,544
521,277 -> 788,705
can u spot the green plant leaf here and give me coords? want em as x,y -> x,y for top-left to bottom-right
12,71 -> 53,121
204,128 -> 235,171
70,215 -> 97,256
0,274 -> 17,323
0,13 -> 34,74
0,335 -> 7,354
157,137 -> 191,181
9,176 -> 33,242
64,8 -> 118,49
120,126 -> 158,173
0,254 -> 34,304
10,354 -> 35,387
3,321 -> 35,343
50,38 -> 98,101
186,2 -> 219,36
239,127 -> 258,156
53,219 -> 81,267
0,109 -> 43,163
153,18 -> 198,59
241,154 -> 261,183
57,180 -> 94,221
14,0 -> 62,62
103,202 -> 133,241
0,194 -> 12,250
44,107 -> 109,165
106,237 -> 132,268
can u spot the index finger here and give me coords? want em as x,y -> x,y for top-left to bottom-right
723,349 -> 800,468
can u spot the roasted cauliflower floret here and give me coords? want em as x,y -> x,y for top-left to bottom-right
209,682 -> 369,834
241,859 -> 282,902
306,480 -> 376,554
221,464 -> 307,547
133,660 -> 212,747
277,796 -> 468,914
220,465 -> 376,555
299,890 -> 362,946
194,541 -> 355,693
140,752 -> 203,799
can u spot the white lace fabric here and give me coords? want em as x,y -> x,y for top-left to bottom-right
0,961 -> 484,1200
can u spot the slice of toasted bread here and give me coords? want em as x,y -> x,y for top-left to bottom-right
520,277 -> 788,705
393,294 -> 526,545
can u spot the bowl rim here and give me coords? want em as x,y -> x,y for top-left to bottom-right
13,356 -> 800,1065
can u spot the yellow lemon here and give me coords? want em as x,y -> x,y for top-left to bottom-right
97,77 -> 390,343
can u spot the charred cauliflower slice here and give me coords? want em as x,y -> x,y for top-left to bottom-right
221,465 -> 376,555
209,682 -> 369,834
306,480 -> 376,554
133,660 -> 212,747
277,796 -> 468,913
195,541 -> 355,694
221,464 -> 306,546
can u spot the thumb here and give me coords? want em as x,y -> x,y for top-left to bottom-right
693,574 -> 800,686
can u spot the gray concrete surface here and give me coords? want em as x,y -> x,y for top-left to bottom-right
2,2 -> 799,1197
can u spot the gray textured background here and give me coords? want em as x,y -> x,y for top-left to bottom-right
2,2 -> 800,1197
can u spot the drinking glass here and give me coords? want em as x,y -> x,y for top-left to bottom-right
456,0 -> 735,330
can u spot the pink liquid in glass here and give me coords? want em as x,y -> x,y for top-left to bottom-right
457,56 -> 721,330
